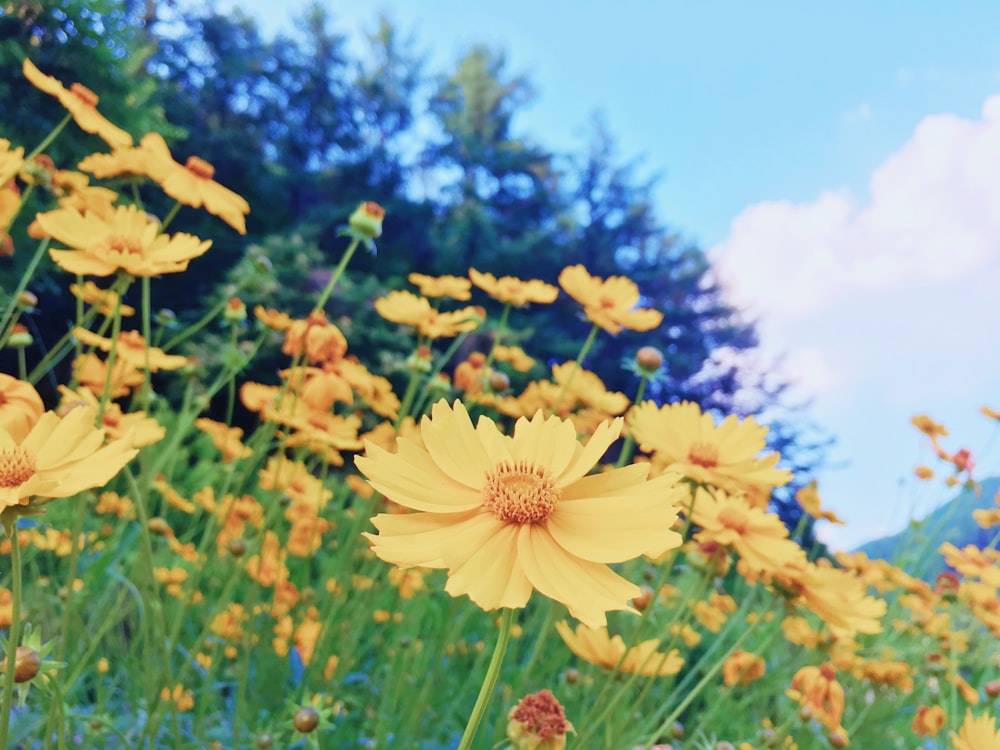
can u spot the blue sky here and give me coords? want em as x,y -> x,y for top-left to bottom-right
226,0 -> 1000,548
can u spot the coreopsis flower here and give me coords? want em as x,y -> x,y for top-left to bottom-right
76,132 -> 175,181
939,543 -> 1000,587
73,353 -> 144,398
795,481 -> 845,524
57,386 -> 164,447
375,290 -> 483,339
408,272 -> 472,301
980,406 -> 1000,421
722,650 -> 766,686
357,400 -> 686,626
282,311 -> 347,365
494,344 -> 536,372
911,414 -> 948,440
131,133 -> 250,234
628,400 -> 791,499
972,508 -> 1000,529
0,139 -> 24,184
914,465 -> 934,480
73,328 -> 188,372
469,268 -> 559,306
38,204 -> 211,276
950,710 -> 1000,750
194,418 -> 252,463
506,690 -> 574,750
777,561 -> 887,636
555,621 -> 684,676
69,280 -> 136,317
787,663 -> 845,733
558,264 -> 663,334
22,60 -> 132,149
254,306 -> 293,331
0,374 -> 44,443
689,488 -> 805,573
0,405 -> 137,515
258,456 -> 332,509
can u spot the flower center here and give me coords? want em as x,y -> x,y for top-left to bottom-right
185,156 -> 215,180
510,690 -> 569,739
598,294 -> 616,309
0,447 -> 36,488
717,505 -> 749,534
70,83 -> 99,107
106,233 -> 144,256
482,461 -> 560,524
688,440 -> 719,468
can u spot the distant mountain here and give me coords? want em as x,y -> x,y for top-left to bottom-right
857,476 -> 998,580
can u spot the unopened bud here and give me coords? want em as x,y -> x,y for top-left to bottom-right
224,297 -> 247,324
1,646 -> 41,683
348,201 -> 385,239
7,323 -> 33,348
293,706 -> 320,733
635,346 -> 664,374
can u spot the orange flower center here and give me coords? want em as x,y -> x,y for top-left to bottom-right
0,446 -> 36,488
598,294 -> 617,309
688,440 -> 719,468
717,505 -> 749,534
70,83 -> 99,107
107,233 -> 144,256
482,461 -> 560,524
184,156 -> 216,180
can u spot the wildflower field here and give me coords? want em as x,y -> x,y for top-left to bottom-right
1,54 -> 1000,750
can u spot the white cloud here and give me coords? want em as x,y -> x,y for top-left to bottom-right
841,102 -> 871,124
710,94 -> 1000,320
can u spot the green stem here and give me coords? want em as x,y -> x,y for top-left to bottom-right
0,522 -> 23,749
157,201 -> 182,234
0,238 -> 50,349
26,113 -> 72,161
615,375 -> 649,468
550,324 -> 600,416
313,237 -> 361,314
456,608 -> 514,750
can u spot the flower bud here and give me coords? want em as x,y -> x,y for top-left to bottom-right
507,689 -> 574,750
635,346 -> 664,374
630,585 -> 654,612
489,371 -> 511,393
564,668 -> 579,685
255,733 -> 275,749
17,291 -> 37,310
7,323 -> 33,348
984,678 -> 1000,697
1,646 -> 41,683
224,297 -> 247,324
293,706 -> 320,733
348,201 -> 385,239
148,517 -> 173,536
228,539 -> 247,557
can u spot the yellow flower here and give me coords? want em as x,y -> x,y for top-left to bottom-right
58,386 -> 164,447
39,204 -> 211,277
787,663 -> 845,733
494,345 -> 536,372
557,264 -> 662,334
69,280 -> 135,317
629,400 -> 791,499
137,133 -> 251,234
950,710 -> 1000,750
911,705 -> 946,737
795,480 -> 845,524
469,268 -> 559,306
72,328 -> 189,371
0,374 -> 44,443
76,132 -> 175,180
408,272 -> 472,301
282,311 -> 348,365
555,621 -> 684,676
357,400 -> 685,626
722,650 -> 766,686
0,405 -> 137,514
375,290 -> 483,339
72,353 -> 144,398
194,419 -> 252,463
0,139 -> 24,185
980,406 -> 1000,421
911,414 -> 948,439
690,490 -> 806,574
22,59 -> 132,148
